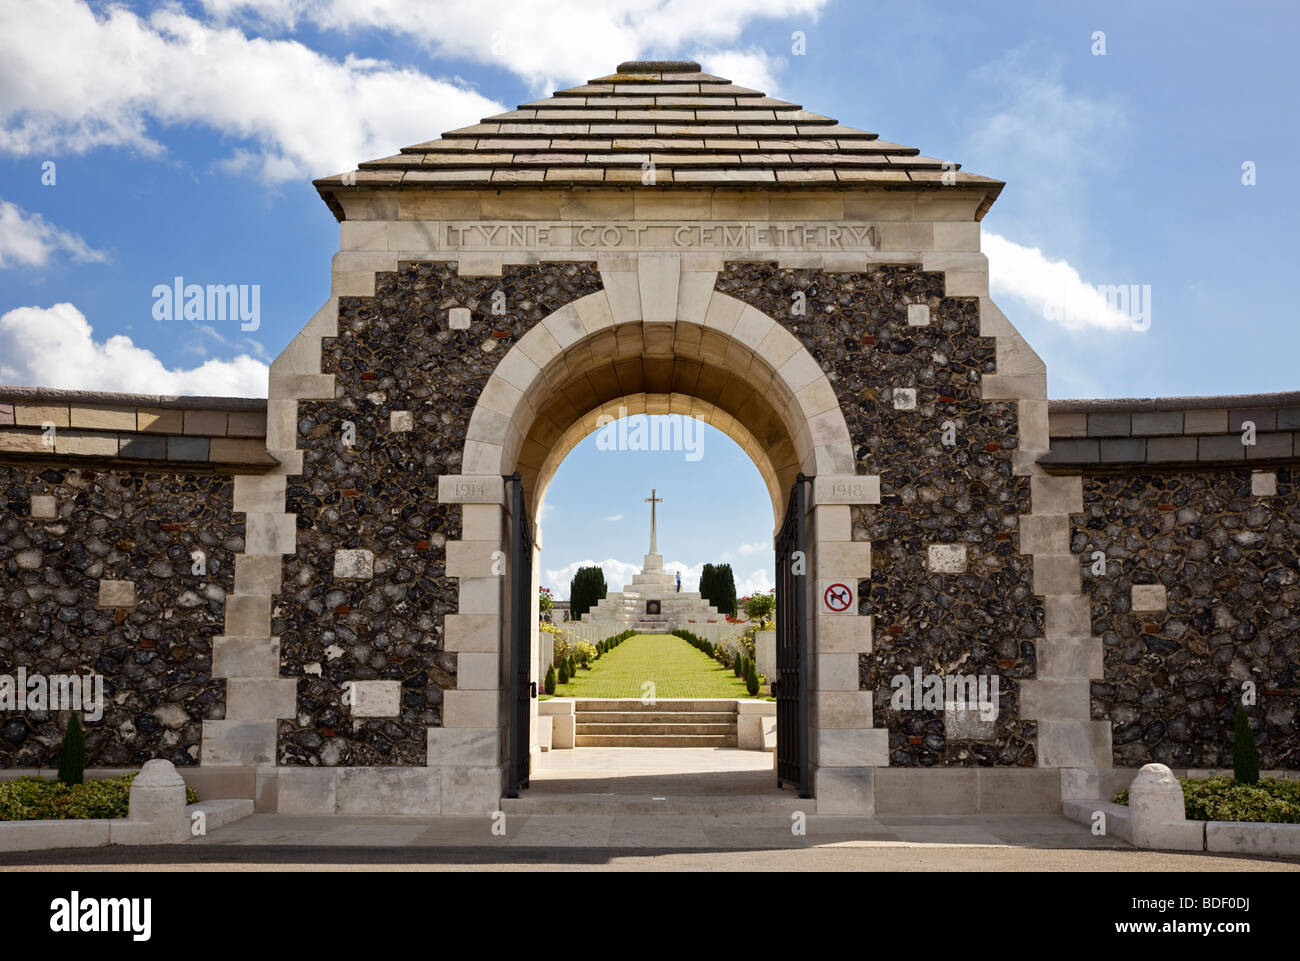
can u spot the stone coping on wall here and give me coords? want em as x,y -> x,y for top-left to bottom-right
0,384 -> 276,472
1043,391 -> 1300,470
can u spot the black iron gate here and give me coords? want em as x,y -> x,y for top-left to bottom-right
775,474 -> 812,797
504,473 -> 532,798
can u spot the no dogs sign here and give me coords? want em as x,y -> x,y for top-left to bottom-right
823,582 -> 854,613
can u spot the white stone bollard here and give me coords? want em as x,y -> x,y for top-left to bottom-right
126,759 -> 190,843
1128,763 -> 1203,851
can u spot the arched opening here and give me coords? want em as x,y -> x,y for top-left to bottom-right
464,289 -> 854,809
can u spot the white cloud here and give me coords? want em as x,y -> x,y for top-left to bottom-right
201,0 -> 826,92
965,51 -> 1128,250
603,514 -> 624,522
735,568 -> 775,597
543,558 -> 641,599
721,539 -> 771,561
692,48 -> 786,95
0,200 -> 108,269
0,0 -> 504,182
984,232 -> 1135,333
0,303 -> 268,397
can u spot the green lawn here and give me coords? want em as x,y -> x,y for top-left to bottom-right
550,632 -> 766,699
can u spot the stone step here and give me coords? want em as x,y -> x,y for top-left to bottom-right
575,698 -> 739,713
575,711 -> 738,724
499,795 -> 804,815
574,733 -> 739,747
575,722 -> 738,736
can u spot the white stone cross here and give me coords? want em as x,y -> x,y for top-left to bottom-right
645,488 -> 663,554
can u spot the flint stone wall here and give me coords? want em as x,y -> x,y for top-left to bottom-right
0,467 -> 236,766
714,263 -> 1040,767
1076,468 -> 1300,768
277,260 -> 603,766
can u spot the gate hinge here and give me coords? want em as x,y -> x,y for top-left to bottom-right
530,681 -> 538,699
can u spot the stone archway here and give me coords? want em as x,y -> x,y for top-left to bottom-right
439,253 -> 882,811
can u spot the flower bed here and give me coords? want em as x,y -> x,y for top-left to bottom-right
0,774 -> 199,821
1115,775 -> 1300,824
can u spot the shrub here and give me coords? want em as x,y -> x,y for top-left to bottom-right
733,655 -> 744,678
568,655 -> 578,677
0,773 -> 198,822
745,659 -> 760,696
57,713 -> 85,787
569,566 -> 608,620
558,662 -> 569,685
741,590 -> 776,625
1234,707 -> 1260,785
1115,775 -> 1300,823
544,665 -> 557,695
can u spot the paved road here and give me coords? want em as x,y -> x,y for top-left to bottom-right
2,813 -> 1297,871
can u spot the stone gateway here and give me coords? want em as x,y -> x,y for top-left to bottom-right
1,61 -> 1296,817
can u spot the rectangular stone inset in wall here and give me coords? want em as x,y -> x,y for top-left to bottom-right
927,544 -> 967,573
96,580 -> 137,609
334,549 -> 375,579
944,702 -> 997,740
349,680 -> 402,717
1131,583 -> 1167,612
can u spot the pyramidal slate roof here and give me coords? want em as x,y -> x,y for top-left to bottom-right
315,60 -> 1002,220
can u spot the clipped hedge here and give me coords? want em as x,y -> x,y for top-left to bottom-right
1115,775 -> 1300,824
0,773 -> 199,822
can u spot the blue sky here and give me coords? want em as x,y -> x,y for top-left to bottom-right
1,0 -> 1296,596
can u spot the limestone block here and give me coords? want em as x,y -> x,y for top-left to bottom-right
438,474 -> 505,505
1205,821 -> 1300,858
551,713 -> 576,749
892,387 -> 917,410
276,767 -> 338,815
201,720 -> 277,765
813,768 -> 874,816
29,494 -> 56,519
1032,554 -> 1081,596
817,652 -> 860,691
234,553 -> 283,595
336,768 -> 440,816
440,766 -> 502,815
224,594 -> 272,636
96,580 -> 136,609
442,689 -> 499,728
443,613 -> 502,653
427,728 -> 499,766
245,512 -> 297,555
390,410 -> 414,432
817,614 -> 872,653
1018,514 -> 1068,555
1131,584 -> 1167,612
334,548 -> 375,579
737,714 -> 764,750
455,652 -> 498,690
814,728 -> 889,767
637,252 -> 680,324
447,306 -> 471,330
233,474 -> 287,515
1251,470 -> 1277,496
927,544 -> 967,573
348,679 -> 401,717
907,304 -> 931,326
1036,719 -> 1113,769
226,678 -> 298,720
813,474 -> 881,505
533,715 -> 553,752
212,636 -> 281,679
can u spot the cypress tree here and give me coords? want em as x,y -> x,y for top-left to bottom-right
1233,707 -> 1260,784
57,713 -> 85,786
544,665 -> 557,695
